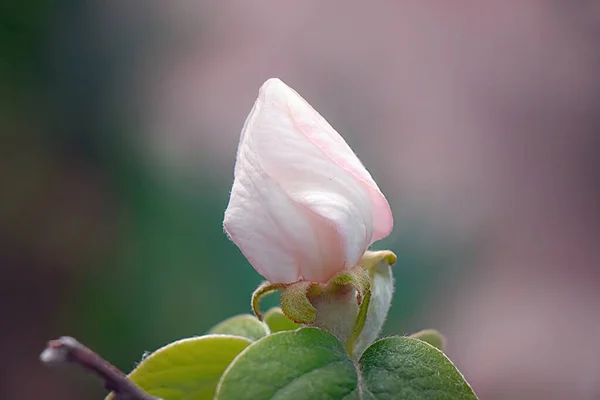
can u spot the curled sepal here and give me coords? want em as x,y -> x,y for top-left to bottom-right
280,281 -> 321,324
249,250 -> 396,359
251,281 -> 286,320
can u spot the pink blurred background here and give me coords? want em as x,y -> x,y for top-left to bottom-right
3,1 -> 600,399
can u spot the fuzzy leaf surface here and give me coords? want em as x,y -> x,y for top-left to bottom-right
359,337 -> 477,399
208,314 -> 270,341
215,328 -> 358,399
106,335 -> 251,400
215,329 -> 477,399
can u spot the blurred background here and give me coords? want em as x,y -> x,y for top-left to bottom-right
2,1 -> 600,399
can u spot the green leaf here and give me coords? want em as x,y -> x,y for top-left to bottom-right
208,314 -> 270,341
106,335 -> 251,400
121,329 -> 475,399
263,307 -> 301,333
359,337 -> 477,399
410,329 -> 446,351
215,328 -> 359,399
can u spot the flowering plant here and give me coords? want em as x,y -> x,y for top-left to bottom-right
41,79 -> 477,400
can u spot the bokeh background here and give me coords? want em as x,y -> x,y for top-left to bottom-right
3,1 -> 600,399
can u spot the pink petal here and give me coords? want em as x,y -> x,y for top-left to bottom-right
223,78 -> 393,284
269,79 -> 394,242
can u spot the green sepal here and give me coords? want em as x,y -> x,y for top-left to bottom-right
277,266 -> 374,346
328,265 -> 371,305
351,250 -> 397,358
280,281 -> 320,324
251,281 -> 286,320
248,250 -> 396,356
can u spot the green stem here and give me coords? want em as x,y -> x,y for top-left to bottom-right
345,289 -> 372,358
251,281 -> 286,320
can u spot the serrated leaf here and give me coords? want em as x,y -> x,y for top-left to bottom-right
215,328 -> 359,400
263,307 -> 300,333
208,314 -> 270,341
359,337 -> 477,399
410,329 -> 446,351
106,335 -> 251,400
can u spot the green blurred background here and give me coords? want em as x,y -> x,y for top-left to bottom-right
3,2 -> 600,399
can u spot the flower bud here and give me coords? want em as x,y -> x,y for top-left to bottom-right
224,78 -> 393,284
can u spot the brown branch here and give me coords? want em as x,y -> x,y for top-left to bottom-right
40,336 -> 161,400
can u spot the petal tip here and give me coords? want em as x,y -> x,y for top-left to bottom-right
262,77 -> 285,88
259,78 -> 293,99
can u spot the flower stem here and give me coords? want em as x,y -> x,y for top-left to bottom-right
345,288 -> 372,358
